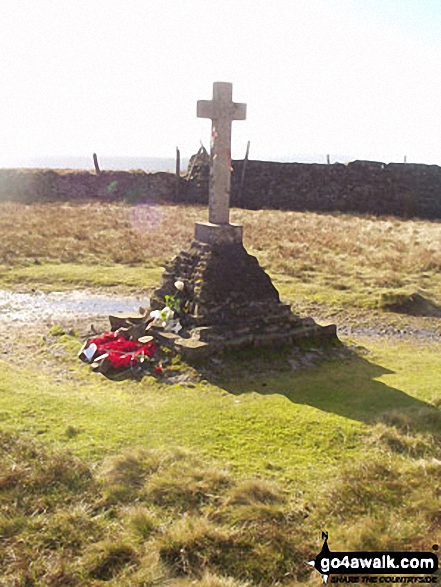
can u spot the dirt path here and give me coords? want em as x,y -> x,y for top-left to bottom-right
0,288 -> 440,378
0,288 -> 151,374
296,302 -> 441,342
0,290 -> 441,383
1,288 -> 440,341
0,288 -> 148,327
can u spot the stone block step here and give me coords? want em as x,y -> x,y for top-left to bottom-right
174,338 -> 212,360
109,312 -> 146,331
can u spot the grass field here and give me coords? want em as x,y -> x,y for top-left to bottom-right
0,201 -> 440,586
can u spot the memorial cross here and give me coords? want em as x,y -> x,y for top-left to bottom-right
197,82 -> 246,224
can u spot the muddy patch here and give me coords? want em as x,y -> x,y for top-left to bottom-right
0,289 -> 152,375
0,289 -> 149,326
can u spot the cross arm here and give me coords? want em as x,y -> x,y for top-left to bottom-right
197,100 -> 247,121
197,100 -> 214,119
233,102 -> 246,120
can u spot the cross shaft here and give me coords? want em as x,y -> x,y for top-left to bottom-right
197,82 -> 246,224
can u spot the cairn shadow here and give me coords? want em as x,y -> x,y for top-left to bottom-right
207,350 -> 441,435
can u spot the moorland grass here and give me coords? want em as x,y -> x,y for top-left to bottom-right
1,201 -> 441,584
0,431 -> 314,585
0,398 -> 440,585
0,330 -> 440,583
0,262 -> 162,291
0,345 -> 368,483
2,202 -> 441,310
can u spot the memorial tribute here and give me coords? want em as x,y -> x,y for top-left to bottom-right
151,82 -> 336,358
194,81 -> 245,244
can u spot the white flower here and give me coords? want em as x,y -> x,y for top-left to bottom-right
149,307 -> 174,328
160,306 -> 174,324
174,280 -> 185,291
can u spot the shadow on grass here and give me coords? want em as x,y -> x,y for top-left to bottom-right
206,347 -> 441,434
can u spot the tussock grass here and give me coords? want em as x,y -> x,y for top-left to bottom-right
169,572 -> 251,587
364,422 -> 441,458
157,513 -> 309,585
324,453 -> 441,551
226,478 -> 285,506
2,428 -> 438,585
144,463 -> 232,512
124,506 -> 160,540
0,431 -> 312,585
99,449 -> 161,502
99,449 -> 232,511
82,540 -> 140,581
379,404 -> 441,432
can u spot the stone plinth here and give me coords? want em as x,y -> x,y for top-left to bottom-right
195,221 -> 243,245
150,240 -> 337,359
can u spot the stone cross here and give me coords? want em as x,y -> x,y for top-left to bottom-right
197,82 -> 246,225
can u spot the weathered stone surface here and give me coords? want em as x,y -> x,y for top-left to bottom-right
223,334 -> 253,349
0,169 -> 178,204
108,312 -> 146,332
187,159 -> 441,219
289,321 -> 337,340
152,241 -> 281,326
174,338 -> 212,360
197,82 -> 246,225
152,330 -> 182,346
151,239 -> 337,358
195,221 -> 243,245
117,323 -> 148,340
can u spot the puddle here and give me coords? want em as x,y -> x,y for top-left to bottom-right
0,289 -> 149,325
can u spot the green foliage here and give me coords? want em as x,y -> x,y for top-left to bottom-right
48,323 -> 65,336
165,293 -> 182,314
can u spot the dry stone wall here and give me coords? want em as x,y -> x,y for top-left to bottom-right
229,160 -> 441,218
187,159 -> 441,218
0,169 -> 177,204
1,160 -> 441,219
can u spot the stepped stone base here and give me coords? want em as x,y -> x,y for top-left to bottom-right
150,239 -> 337,360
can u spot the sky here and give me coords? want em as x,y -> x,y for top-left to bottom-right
1,0 -> 441,166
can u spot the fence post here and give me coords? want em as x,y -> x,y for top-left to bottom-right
238,140 -> 250,206
93,153 -> 101,174
176,147 -> 181,198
